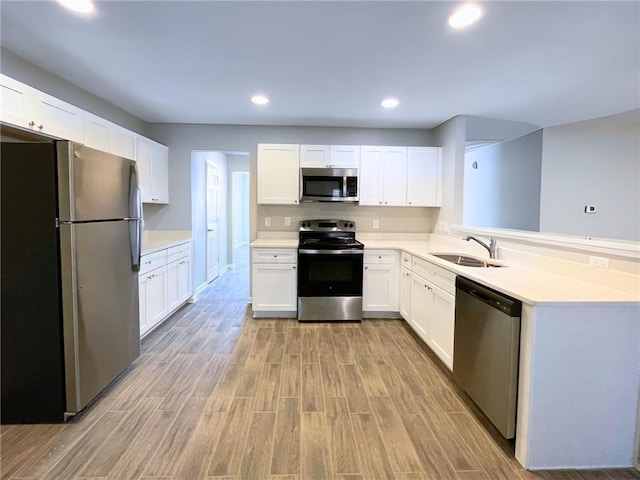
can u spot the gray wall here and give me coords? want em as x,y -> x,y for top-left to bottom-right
145,123 -> 439,249
539,110 -> 640,241
1,48 -> 149,135
463,130 -> 543,231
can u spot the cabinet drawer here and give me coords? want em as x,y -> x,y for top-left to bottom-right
364,249 -> 398,264
412,256 -> 456,295
167,242 -> 191,263
401,251 -> 412,268
140,249 -> 167,275
252,248 -> 297,264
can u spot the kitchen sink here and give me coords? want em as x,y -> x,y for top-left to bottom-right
430,253 -> 505,268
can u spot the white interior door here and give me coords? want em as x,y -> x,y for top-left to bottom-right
206,162 -> 220,283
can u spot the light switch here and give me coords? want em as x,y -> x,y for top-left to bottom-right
284,217 -> 291,226
373,219 -> 379,229
264,216 -> 271,227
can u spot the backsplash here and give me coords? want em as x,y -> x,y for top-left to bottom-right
257,203 -> 437,233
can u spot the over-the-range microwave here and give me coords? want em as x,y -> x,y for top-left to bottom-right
300,168 -> 359,203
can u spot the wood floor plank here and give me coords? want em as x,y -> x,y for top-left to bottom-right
191,354 -> 230,397
456,472 -> 492,480
142,396 -> 206,478
77,397 -> 161,477
270,397 -> 301,476
325,397 -> 362,475
377,364 -> 420,414
350,413 -> 396,480
396,473 -> 428,480
319,354 -> 345,397
400,413 -> 458,480
0,424 -> 59,480
416,396 -> 484,472
575,471 -> 617,480
42,410 -> 127,479
238,412 -> 277,480
368,396 -> 422,474
280,354 -> 302,397
300,412 -> 331,480
250,326 -> 273,355
340,363 -> 371,413
207,397 -> 255,477
355,354 -> 389,397
204,361 -> 245,412
265,332 -> 287,363
333,333 -> 355,364
106,410 -> 178,479
285,327 -> 302,354
254,362 -> 284,412
317,328 -> 335,354
173,411 -> 227,480
301,331 -> 319,364
235,354 -> 265,397
301,363 -> 324,412
158,354 -> 209,410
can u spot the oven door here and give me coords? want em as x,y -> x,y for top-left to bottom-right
297,250 -> 363,297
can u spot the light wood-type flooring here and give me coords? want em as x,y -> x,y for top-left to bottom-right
2,246 -> 639,480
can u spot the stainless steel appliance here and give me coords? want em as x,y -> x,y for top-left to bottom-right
1,140 -> 142,423
300,168 -> 358,202
297,219 -> 364,321
453,276 -> 522,439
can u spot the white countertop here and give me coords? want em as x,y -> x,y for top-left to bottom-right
142,230 -> 193,255
252,238 -> 639,306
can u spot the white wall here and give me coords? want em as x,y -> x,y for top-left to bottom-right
540,109 -> 640,241
463,130 -> 542,231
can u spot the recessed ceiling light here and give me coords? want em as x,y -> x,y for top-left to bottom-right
448,4 -> 483,29
251,95 -> 269,105
56,0 -> 94,14
381,98 -> 399,108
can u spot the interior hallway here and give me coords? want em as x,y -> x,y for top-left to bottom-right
1,245 -> 638,480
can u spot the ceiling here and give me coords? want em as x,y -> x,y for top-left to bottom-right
1,1 -> 638,129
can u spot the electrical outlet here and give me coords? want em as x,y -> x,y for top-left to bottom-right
264,216 -> 271,227
373,219 -> 379,229
589,256 -> 610,269
284,217 -> 291,226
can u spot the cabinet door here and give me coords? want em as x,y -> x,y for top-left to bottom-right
382,146 -> 408,206
252,263 -> 297,311
177,256 -> 192,303
300,145 -> 330,168
136,137 -> 153,203
110,124 -> 137,161
83,112 -> 111,152
410,273 -> 432,344
257,144 -> 300,205
167,260 -> 181,312
139,276 -> 149,337
399,266 -> 412,320
0,74 -> 34,128
430,285 -> 455,370
359,146 -> 384,205
32,90 -> 84,143
363,263 -> 398,311
407,147 -> 442,206
146,267 -> 168,329
330,145 -> 360,168
151,142 -> 169,203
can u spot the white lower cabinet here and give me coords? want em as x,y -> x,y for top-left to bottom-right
139,242 -> 192,337
403,253 -> 456,371
251,247 -> 297,317
363,249 -> 399,313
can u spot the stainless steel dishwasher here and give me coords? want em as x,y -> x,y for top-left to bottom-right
453,276 -> 522,439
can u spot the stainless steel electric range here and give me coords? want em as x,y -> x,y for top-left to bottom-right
297,219 -> 364,322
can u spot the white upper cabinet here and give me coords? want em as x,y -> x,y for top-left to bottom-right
136,136 -> 169,204
360,146 -> 408,206
257,144 -> 300,205
84,112 -> 137,161
299,144 -> 360,168
0,74 -> 83,143
300,145 -> 330,168
407,147 -> 442,207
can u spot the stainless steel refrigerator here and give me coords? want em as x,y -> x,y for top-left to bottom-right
1,140 -> 142,423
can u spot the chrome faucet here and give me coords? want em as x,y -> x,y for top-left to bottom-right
463,235 -> 498,259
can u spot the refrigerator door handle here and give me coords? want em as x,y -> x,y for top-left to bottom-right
128,165 -> 142,272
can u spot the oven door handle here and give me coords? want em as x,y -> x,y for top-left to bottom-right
298,249 -> 364,255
